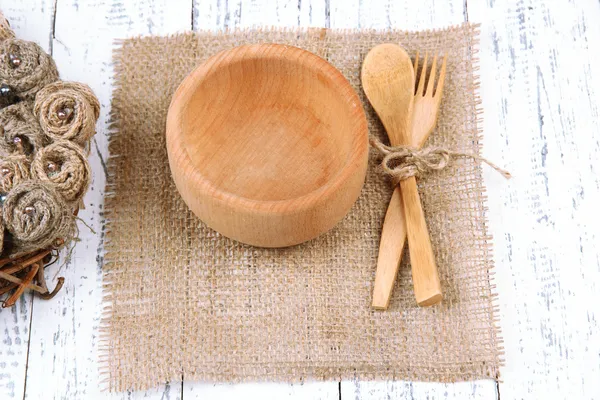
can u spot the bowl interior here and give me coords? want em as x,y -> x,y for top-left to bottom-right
180,46 -> 361,202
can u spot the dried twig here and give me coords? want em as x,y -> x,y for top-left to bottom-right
3,262 -> 39,307
0,247 -> 66,308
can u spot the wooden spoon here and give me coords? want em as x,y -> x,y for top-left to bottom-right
362,44 -> 442,308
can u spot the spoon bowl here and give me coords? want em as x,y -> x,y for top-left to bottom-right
362,43 -> 415,145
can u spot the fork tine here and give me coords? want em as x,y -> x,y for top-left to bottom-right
434,53 -> 448,98
413,50 -> 419,94
425,54 -> 438,96
416,51 -> 428,96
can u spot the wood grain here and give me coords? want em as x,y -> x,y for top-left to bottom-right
188,1 -> 340,397
0,294 -> 31,399
3,0 -> 598,399
341,381 -> 498,400
0,1 -> 54,398
372,185 -> 406,309
332,0 -> 499,398
0,0 -> 55,51
167,43 -> 368,247
185,382 -> 339,400
362,43 -> 442,308
471,0 -> 600,399
21,1 -> 189,399
365,46 -> 450,308
398,176 -> 441,305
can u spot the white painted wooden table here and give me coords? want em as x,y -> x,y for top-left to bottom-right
0,0 -> 598,399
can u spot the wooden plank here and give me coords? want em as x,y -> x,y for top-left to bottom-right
0,2 -> 55,399
329,0 -> 498,399
469,0 -> 600,399
13,1 -> 600,399
194,0 -> 326,29
22,1 -> 190,399
185,1 -> 338,399
189,1 -> 495,399
341,381 -> 497,400
299,0 -> 327,27
0,0 -> 55,52
0,294 -> 32,400
186,382 -> 340,400
329,0 -> 466,30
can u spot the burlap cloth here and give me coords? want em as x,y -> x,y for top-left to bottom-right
101,23 -> 502,392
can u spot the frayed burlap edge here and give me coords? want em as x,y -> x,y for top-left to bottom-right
100,24 -> 504,392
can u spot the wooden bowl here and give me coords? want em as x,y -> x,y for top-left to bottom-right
166,44 -> 368,247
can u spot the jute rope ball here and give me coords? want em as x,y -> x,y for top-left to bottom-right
0,154 -> 29,194
2,180 -> 75,253
34,81 -> 100,146
31,140 -> 91,204
0,27 -> 99,257
0,13 -> 14,42
0,12 -> 99,308
0,102 -> 46,156
0,38 -> 59,102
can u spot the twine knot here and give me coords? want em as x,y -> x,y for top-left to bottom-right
370,137 -> 511,182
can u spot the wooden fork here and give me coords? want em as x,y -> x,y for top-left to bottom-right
372,51 -> 448,309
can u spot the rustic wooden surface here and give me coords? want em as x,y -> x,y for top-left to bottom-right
0,0 -> 598,399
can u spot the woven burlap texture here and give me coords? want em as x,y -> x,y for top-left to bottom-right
102,24 -> 502,392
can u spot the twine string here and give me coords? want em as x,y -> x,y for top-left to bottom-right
369,136 -> 512,182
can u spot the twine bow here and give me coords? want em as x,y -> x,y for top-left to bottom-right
369,137 -> 512,182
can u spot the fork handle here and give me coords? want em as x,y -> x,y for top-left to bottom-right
372,180 -> 442,309
399,176 -> 442,307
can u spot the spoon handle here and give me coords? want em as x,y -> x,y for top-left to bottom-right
398,176 -> 442,306
372,186 -> 407,309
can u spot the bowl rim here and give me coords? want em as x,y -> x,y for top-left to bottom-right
166,43 -> 368,215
